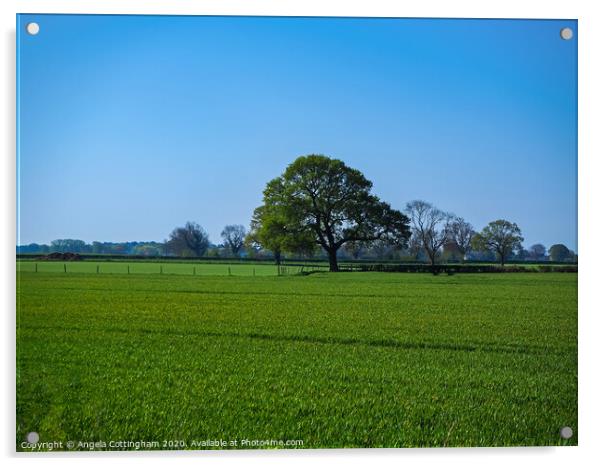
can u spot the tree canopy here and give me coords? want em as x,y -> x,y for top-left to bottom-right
447,217 -> 476,260
528,243 -> 547,261
548,244 -> 574,262
405,200 -> 451,268
251,154 -> 411,271
472,219 -> 524,266
221,224 -> 246,257
166,221 -> 210,257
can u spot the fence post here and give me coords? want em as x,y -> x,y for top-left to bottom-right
193,266 -> 196,276
64,263 -> 67,273
35,263 -> 38,273
127,265 -> 130,274
228,266 -> 231,276
97,265 -> 100,274
253,268 -> 256,277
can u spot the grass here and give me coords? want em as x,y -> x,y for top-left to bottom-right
16,260 -> 287,276
16,270 -> 577,450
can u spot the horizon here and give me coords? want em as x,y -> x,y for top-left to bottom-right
17,15 -> 577,250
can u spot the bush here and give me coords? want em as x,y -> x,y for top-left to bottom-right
355,264 -> 577,274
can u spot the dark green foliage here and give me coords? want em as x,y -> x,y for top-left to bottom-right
548,244 -> 575,262
220,224 -> 246,257
529,243 -> 547,261
472,220 -> 524,266
253,155 -> 411,271
166,222 -> 210,257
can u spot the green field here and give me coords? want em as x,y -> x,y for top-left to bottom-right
16,269 -> 577,450
16,260 -> 286,276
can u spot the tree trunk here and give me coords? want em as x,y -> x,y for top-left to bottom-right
327,248 -> 339,272
428,251 -> 438,275
274,250 -> 281,266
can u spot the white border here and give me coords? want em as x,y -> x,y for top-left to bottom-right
3,1 -> 601,466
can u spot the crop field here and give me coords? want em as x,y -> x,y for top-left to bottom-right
16,269 -> 577,450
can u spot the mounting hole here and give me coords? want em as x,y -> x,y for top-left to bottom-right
26,22 -> 40,36
560,426 -> 573,439
560,27 -> 573,40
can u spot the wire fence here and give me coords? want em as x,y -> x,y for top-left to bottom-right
16,261 -> 337,277
17,260 -> 573,276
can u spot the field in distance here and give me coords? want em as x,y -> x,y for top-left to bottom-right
16,271 -> 577,449
16,260 -> 286,276
15,259 -> 576,277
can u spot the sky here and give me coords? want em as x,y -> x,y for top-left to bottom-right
17,15 -> 577,250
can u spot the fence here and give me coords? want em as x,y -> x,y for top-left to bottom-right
17,260 -> 576,277
18,261 -> 282,277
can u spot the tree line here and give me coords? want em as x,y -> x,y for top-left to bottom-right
17,155 -> 576,270
244,155 -> 576,271
17,225 -> 249,259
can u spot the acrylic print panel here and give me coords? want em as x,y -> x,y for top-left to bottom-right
16,14 -> 577,451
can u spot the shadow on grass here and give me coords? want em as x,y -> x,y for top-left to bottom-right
23,324 -> 563,356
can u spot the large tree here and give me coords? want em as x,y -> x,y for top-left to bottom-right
405,200 -> 452,269
221,224 -> 246,257
472,220 -> 524,266
166,222 -> 210,257
253,154 -> 411,271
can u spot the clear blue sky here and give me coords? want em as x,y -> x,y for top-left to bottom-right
17,15 -> 577,250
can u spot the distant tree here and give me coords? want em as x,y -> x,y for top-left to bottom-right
367,239 -> 397,261
205,245 -> 221,258
528,243 -> 547,261
49,239 -> 89,253
513,245 -> 530,261
221,224 -> 246,257
472,220 -> 524,266
132,242 -> 165,256
16,243 -> 48,254
548,243 -> 574,262
253,155 -> 411,271
342,241 -> 365,260
91,241 -> 103,254
442,241 -> 463,262
405,200 -> 452,269
466,249 -> 497,262
166,222 -> 210,257
447,217 -> 475,261
407,233 -> 425,261
109,243 -> 127,254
